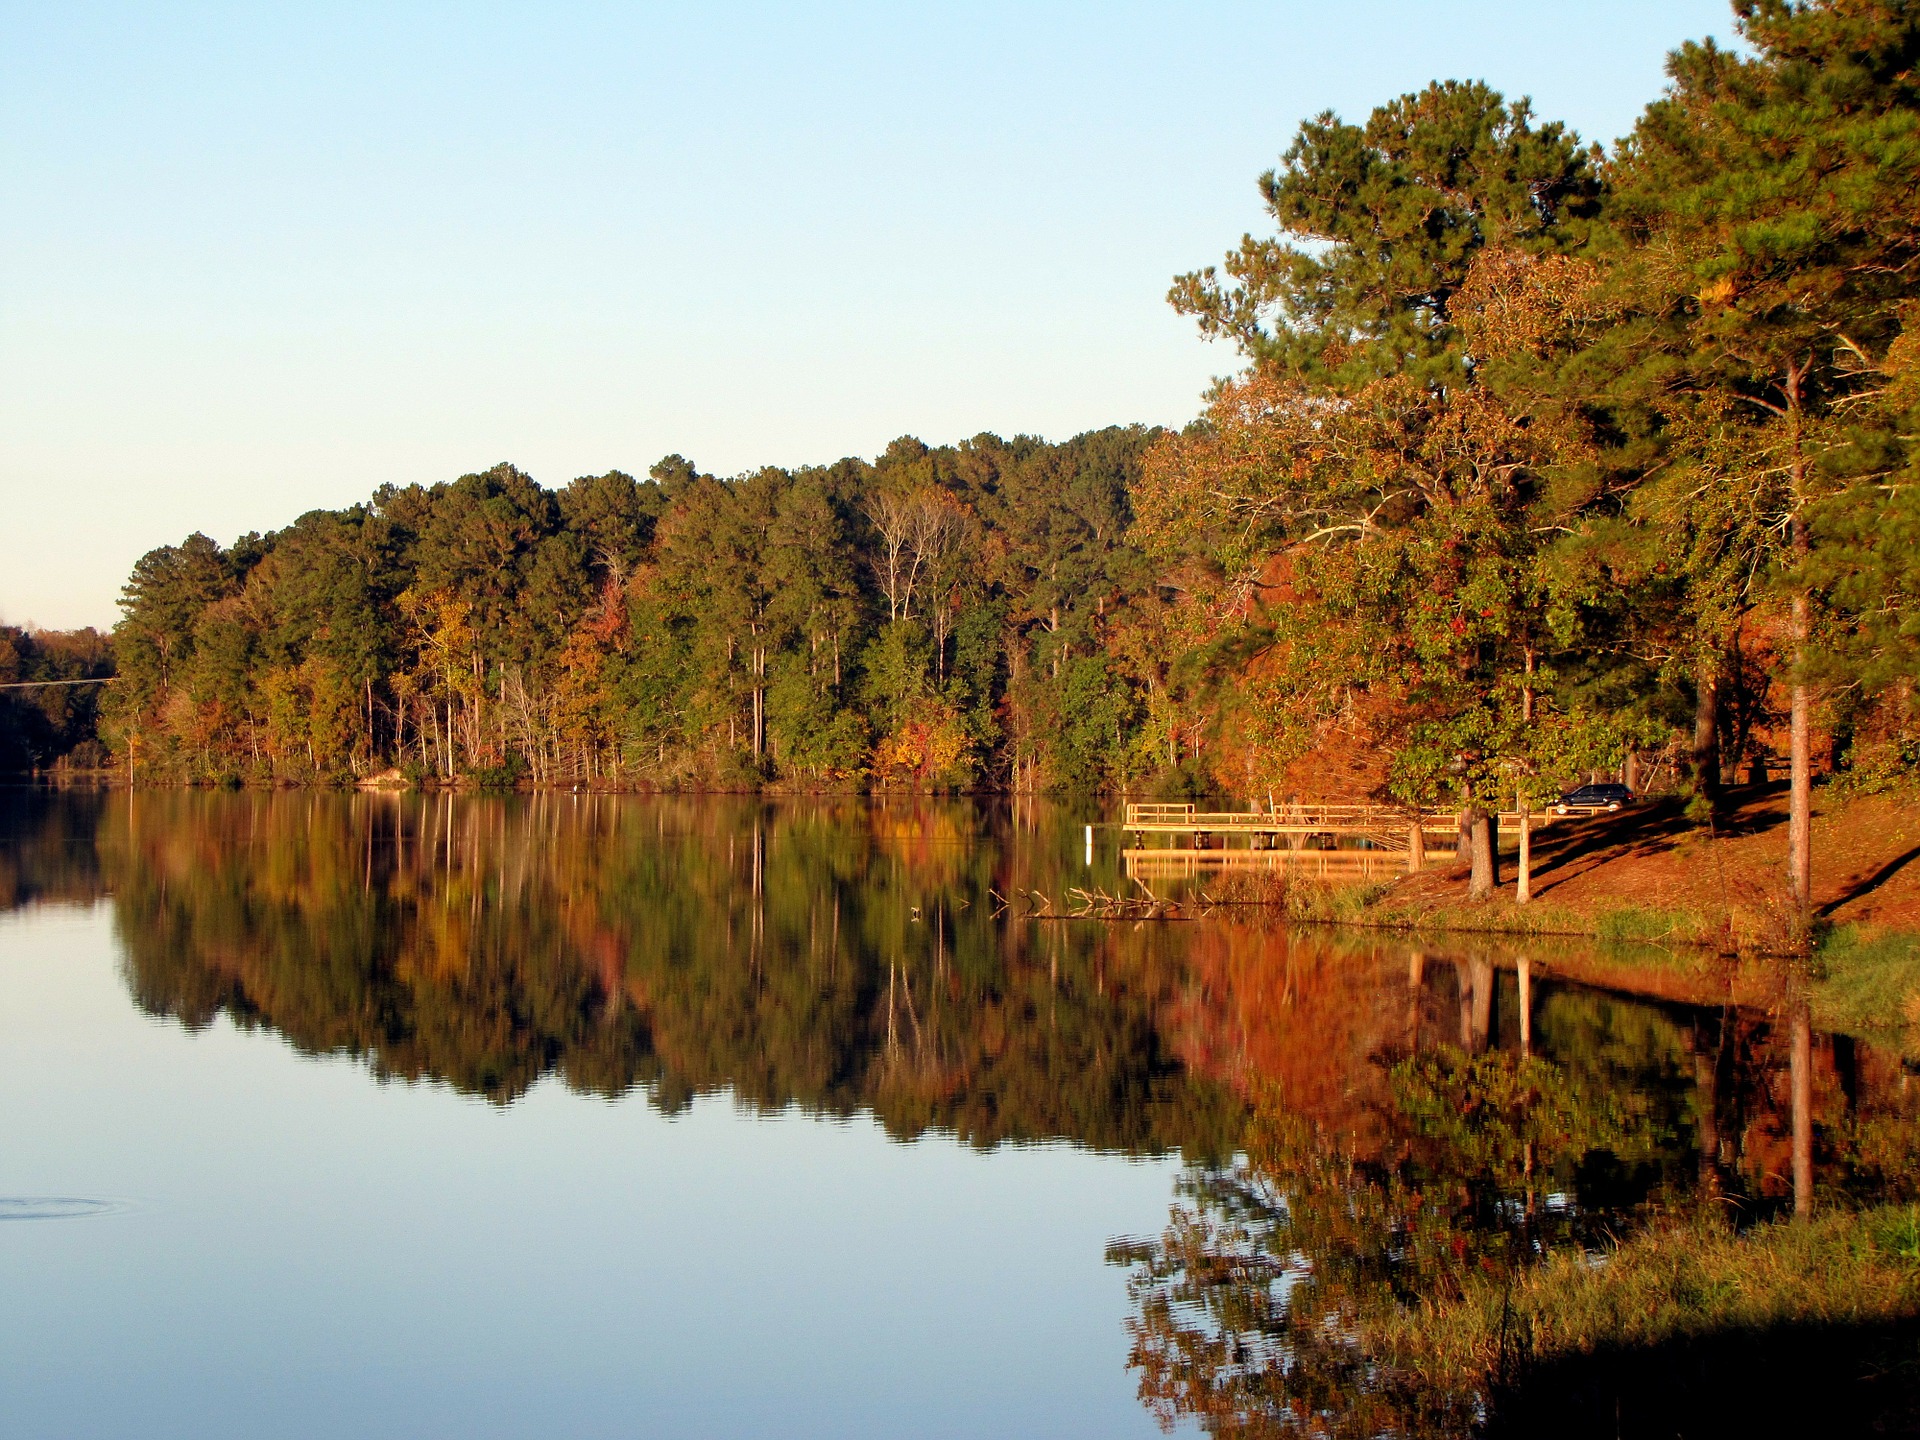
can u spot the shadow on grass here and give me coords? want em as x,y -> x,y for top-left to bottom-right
1822,844 -> 1920,919
1486,1316 -> 1920,1438
1525,797 -> 1702,897
1524,787 -> 1791,904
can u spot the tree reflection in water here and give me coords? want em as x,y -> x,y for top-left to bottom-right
1109,926 -> 1917,1437
27,789 -> 1246,1154
4,789 -> 1916,1434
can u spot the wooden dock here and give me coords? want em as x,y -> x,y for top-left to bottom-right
1119,801 -> 1565,880
1125,802 -> 1457,850
1123,847 -> 1409,882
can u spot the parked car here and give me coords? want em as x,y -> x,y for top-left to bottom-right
1554,783 -> 1634,815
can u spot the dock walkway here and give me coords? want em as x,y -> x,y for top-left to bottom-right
1119,801 -> 1581,880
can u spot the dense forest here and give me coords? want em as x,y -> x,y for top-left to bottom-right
102,429 -> 1161,793
0,625 -> 113,773
17,4 -> 1919,884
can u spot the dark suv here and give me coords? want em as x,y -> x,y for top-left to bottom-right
1554,783 -> 1633,815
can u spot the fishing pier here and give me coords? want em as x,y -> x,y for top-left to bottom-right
1118,801 -> 1560,882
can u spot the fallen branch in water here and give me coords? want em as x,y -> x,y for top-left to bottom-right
1067,884 -> 1182,920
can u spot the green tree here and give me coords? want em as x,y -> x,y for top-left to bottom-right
1171,80 -> 1600,385
1582,0 -> 1920,919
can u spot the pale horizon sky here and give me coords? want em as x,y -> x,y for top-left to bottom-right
1,1 -> 1736,631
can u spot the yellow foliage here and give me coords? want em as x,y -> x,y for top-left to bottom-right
871,701 -> 972,788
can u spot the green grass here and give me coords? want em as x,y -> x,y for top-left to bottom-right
1813,925 -> 1920,1042
1371,1206 -> 1920,1425
1590,904 -> 1712,945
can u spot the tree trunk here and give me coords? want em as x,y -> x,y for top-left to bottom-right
752,642 -> 766,761
1465,806 -> 1496,899
1692,650 -> 1721,802
1515,795 -> 1532,905
1407,821 -> 1426,874
1789,509 -> 1813,926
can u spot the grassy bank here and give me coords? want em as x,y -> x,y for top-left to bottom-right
1202,865 -> 1780,950
1372,1206 -> 1920,1437
1810,925 -> 1920,1049
1287,786 -> 1914,948
1201,854 -> 1920,1044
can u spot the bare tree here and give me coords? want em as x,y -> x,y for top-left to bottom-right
865,489 -> 970,623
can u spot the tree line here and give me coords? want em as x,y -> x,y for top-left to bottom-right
0,626 -> 113,774
100,431 -> 1163,793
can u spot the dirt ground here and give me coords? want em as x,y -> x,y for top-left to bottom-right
1388,783 -> 1920,942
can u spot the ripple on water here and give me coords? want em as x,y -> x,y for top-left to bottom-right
0,1197 -> 128,1221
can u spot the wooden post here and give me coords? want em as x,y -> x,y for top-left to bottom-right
1407,821 -> 1426,874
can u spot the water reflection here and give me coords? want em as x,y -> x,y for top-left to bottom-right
1110,924 -> 1919,1437
12,789 -> 1244,1155
4,789 -> 1916,1435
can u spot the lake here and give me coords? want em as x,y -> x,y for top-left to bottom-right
0,790 -> 1901,1437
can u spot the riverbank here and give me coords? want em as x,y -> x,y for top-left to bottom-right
1203,783 -> 1920,1041
1388,783 -> 1916,944
1372,1205 -> 1920,1437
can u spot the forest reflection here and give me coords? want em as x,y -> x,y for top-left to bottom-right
1112,924 -> 1915,1437
5,789 -> 1913,1435
13,788 -> 1252,1152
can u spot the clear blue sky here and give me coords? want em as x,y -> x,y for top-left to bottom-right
1,1 -> 1735,629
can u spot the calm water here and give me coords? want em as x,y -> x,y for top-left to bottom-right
0,790 -> 1902,1438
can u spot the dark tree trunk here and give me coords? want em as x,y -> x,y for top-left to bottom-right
1692,651 -> 1721,802
1479,809 -> 1500,893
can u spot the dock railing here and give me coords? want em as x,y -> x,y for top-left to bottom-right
1122,801 -> 1431,831
1121,802 -> 1558,832
1123,802 -> 1199,824
1116,801 -> 1563,877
